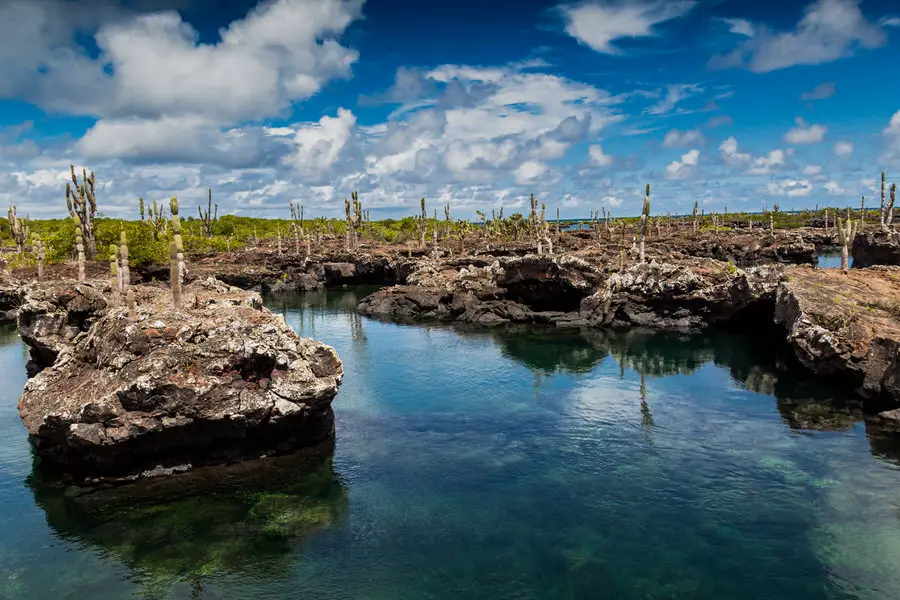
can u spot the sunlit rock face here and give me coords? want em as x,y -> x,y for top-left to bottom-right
17,278 -> 343,484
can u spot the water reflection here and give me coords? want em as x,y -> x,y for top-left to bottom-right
28,451 -> 348,598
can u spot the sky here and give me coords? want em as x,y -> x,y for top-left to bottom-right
1,0 -> 899,220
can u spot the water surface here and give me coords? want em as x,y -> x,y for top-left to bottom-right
2,291 -> 900,599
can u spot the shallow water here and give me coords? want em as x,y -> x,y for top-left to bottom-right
817,252 -> 850,269
4,291 -> 900,599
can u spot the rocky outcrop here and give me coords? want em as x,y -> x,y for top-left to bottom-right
774,266 -> 900,408
0,271 -> 23,323
662,232 -> 816,267
851,231 -> 900,268
17,281 -> 109,375
18,278 -> 343,484
580,259 -> 783,330
358,255 -> 598,327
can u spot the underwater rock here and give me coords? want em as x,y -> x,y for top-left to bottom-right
580,259 -> 782,330
774,266 -> 900,407
17,277 -> 343,483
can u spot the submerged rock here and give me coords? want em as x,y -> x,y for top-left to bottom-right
17,278 -> 343,483
580,259 -> 783,330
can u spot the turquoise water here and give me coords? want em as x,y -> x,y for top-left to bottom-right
3,290 -> 900,598
817,252 -> 849,269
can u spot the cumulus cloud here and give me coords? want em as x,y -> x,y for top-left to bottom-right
282,108 -> 357,179
882,110 -> 900,165
767,178 -> 813,197
665,149 -> 699,180
833,141 -> 854,156
646,83 -> 704,115
514,160 -> 550,184
719,136 -> 751,166
588,144 -> 614,166
824,181 -> 845,194
559,0 -> 696,54
784,117 -> 827,144
802,164 -> 823,175
709,0 -> 887,73
800,82 -> 836,100
663,128 -> 704,148
747,149 -> 786,175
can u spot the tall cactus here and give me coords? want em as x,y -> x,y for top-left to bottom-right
139,197 -> 145,221
198,188 -> 218,237
33,234 -> 45,280
170,197 -> 184,298
74,215 -> 86,282
119,231 -> 130,294
881,171 -> 887,230
65,164 -> 97,258
888,183 -> 897,231
639,184 -> 650,262
109,244 -> 120,307
417,197 -> 427,249
147,199 -> 168,239
344,191 -> 362,252
7,205 -> 29,253
169,241 -> 182,308
836,211 -> 858,272
692,200 -> 699,233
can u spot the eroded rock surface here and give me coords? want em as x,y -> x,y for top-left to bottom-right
18,278 -> 343,483
580,259 -> 783,330
851,231 -> 900,268
0,271 -> 23,323
358,255 -> 599,327
774,266 -> 900,407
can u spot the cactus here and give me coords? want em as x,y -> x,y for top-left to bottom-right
769,212 -> 774,232
146,199 -> 168,239
109,243 -> 120,307
290,202 -> 307,256
7,205 -> 29,253
73,215 -> 86,282
836,211 -> 859,272
881,171 -> 887,230
887,183 -> 896,231
416,197 -> 427,249
65,165 -> 97,258
639,184 -> 650,262
860,195 -> 866,226
170,197 -> 184,292
537,202 -> 553,255
169,241 -> 182,308
33,234 -> 45,280
198,188 -> 218,237
444,204 -> 452,238
139,197 -> 145,221
344,191 -> 363,252
692,200 -> 699,233
119,230 -> 130,294
126,288 -> 137,322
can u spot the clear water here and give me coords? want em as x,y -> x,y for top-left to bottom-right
817,252 -> 849,269
3,290 -> 900,599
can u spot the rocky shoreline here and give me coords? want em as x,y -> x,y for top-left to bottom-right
16,278 -> 342,484
6,224 -> 900,484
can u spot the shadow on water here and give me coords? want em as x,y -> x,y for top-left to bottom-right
27,451 -> 348,598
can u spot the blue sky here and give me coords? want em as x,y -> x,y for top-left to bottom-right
1,0 -> 899,219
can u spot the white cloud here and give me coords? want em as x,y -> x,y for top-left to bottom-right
588,144 -> 614,166
709,0 -> 888,73
800,82 -> 836,100
663,128 -> 704,148
665,149 -> 699,180
767,178 -> 812,197
833,141 -> 854,157
514,160 -> 550,184
824,181 -> 845,194
784,117 -> 827,144
882,110 -> 900,164
283,108 -> 356,177
560,0 -> 696,54
747,149 -> 786,175
721,18 -> 755,37
646,83 -> 704,115
802,164 -> 823,175
719,136 -> 751,165
3,0 -> 363,124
